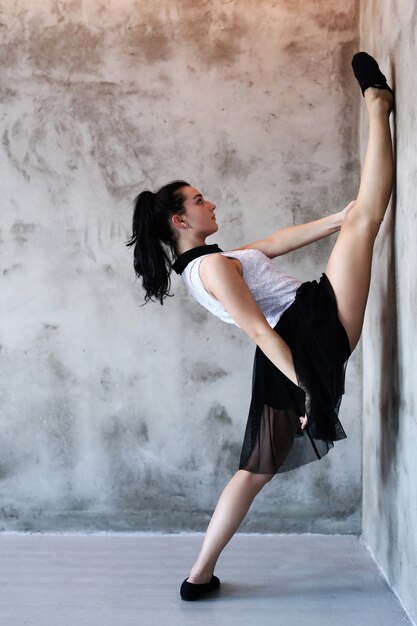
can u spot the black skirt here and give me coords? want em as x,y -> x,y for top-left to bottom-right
239,272 -> 352,475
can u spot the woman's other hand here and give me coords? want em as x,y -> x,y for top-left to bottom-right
299,415 -> 308,430
341,200 -> 356,223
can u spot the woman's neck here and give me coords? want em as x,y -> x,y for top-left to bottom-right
176,240 -> 208,256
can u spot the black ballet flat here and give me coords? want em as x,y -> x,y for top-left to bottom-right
180,575 -> 221,601
351,51 -> 394,98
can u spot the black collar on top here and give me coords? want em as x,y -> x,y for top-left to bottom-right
172,243 -> 224,275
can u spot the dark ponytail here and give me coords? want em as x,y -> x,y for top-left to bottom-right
125,179 -> 190,306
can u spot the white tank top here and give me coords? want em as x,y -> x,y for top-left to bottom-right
180,248 -> 302,328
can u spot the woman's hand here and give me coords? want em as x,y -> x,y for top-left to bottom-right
340,200 -> 356,224
299,415 -> 308,430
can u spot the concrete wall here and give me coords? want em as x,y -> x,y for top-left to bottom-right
359,1 -> 417,623
0,0 -> 361,532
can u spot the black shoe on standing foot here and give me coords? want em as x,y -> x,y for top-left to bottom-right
180,575 -> 221,601
351,51 -> 394,98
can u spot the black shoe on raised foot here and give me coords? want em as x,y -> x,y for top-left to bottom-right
351,51 -> 394,98
180,575 -> 221,601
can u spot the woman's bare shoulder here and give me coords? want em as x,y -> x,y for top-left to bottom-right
199,253 -> 243,299
200,251 -> 243,274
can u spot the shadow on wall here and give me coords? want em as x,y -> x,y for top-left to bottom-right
378,120 -> 400,485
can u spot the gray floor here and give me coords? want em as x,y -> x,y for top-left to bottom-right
0,533 -> 413,626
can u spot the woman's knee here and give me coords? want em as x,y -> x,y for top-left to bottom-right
342,205 -> 382,237
238,469 -> 274,487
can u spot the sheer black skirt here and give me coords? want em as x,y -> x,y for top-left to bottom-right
239,273 -> 352,475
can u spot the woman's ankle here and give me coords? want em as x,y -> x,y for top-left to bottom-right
365,88 -> 393,115
188,562 -> 215,584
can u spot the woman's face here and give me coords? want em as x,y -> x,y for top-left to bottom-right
179,186 -> 218,235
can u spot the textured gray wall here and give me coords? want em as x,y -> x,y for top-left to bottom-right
359,1 -> 417,623
0,1 -> 361,532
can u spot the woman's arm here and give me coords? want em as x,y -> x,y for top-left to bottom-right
201,254 -> 299,386
235,201 -> 356,259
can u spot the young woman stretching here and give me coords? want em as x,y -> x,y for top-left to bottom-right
126,52 -> 394,601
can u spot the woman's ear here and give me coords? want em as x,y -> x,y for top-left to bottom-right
171,215 -> 188,228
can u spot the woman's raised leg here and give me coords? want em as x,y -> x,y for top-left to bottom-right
325,86 -> 394,352
186,469 -> 273,584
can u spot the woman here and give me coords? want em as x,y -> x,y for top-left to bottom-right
126,52 -> 394,601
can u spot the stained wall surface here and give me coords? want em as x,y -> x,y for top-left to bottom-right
359,1 -> 417,623
0,1 -> 361,532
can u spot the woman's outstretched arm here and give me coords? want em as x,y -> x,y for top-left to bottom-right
235,201 -> 356,259
201,254 -> 300,386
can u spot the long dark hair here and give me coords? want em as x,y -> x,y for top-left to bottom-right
125,180 -> 190,306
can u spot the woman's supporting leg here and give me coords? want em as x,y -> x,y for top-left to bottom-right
186,469 -> 273,584
325,87 -> 394,352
